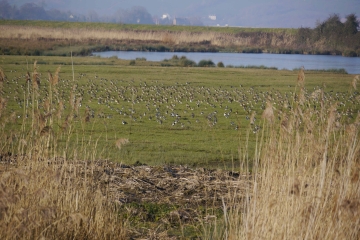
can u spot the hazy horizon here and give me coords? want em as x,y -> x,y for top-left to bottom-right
9,0 -> 360,28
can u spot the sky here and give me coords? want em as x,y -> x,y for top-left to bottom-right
12,0 -> 360,28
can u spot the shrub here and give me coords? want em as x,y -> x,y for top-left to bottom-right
129,60 -> 136,65
179,58 -> 196,67
342,50 -> 357,57
197,59 -> 215,67
217,61 -> 225,67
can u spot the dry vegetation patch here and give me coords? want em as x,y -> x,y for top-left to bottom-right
0,23 -> 299,55
0,158 -> 250,239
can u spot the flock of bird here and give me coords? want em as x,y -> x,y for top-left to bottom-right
3,69 -> 359,136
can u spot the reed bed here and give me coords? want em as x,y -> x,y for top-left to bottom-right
206,72 -> 360,239
0,24 -> 296,49
0,64 -> 127,239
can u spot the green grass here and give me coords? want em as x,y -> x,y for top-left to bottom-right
1,55 -> 357,168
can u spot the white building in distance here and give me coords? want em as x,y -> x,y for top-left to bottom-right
162,14 -> 171,20
209,15 -> 216,21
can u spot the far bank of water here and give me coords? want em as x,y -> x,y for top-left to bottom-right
92,51 -> 360,74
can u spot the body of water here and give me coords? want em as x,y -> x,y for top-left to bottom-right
92,51 -> 360,74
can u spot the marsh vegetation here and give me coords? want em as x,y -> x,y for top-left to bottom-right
0,55 -> 359,238
1,13 -> 359,57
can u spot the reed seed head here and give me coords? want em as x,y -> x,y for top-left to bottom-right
352,75 -> 358,90
0,67 -> 6,82
262,101 -> 275,123
297,66 -> 305,87
0,97 -> 7,117
115,138 -> 130,149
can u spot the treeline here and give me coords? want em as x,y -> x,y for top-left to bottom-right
0,0 -> 201,25
0,1 -> 74,22
0,0 -> 154,24
296,14 -> 360,56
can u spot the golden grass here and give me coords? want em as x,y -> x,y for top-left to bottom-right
207,71 -> 360,239
0,67 -> 5,82
0,160 -> 127,239
0,65 -> 127,239
353,75 -> 359,90
115,138 -> 130,150
0,24 -> 297,48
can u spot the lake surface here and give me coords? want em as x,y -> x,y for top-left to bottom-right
92,51 -> 360,74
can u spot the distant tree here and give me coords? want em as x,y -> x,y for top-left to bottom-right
179,58 -> 196,67
114,9 -> 126,23
312,20 -> 324,41
0,0 -> 18,19
18,3 -> 48,20
217,62 -> 225,67
115,6 -> 153,24
198,59 -> 215,67
323,14 -> 343,36
47,9 -> 70,21
86,10 -> 99,22
127,6 -> 153,24
314,14 -> 344,47
343,13 -> 359,35
188,17 -> 204,26
296,27 -> 312,45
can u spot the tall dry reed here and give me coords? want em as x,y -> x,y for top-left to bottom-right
0,65 -> 127,239
0,25 -> 297,48
206,70 -> 360,240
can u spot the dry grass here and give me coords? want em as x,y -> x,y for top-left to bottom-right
207,71 -> 360,239
0,65 -> 127,239
115,138 -> 130,150
0,24 -> 297,48
352,75 -> 359,90
0,160 -> 127,239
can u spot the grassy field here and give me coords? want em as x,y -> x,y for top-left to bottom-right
1,55 -> 357,168
1,55 -> 359,239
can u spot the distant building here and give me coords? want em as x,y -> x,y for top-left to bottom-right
162,14 -> 171,20
209,15 -> 216,21
157,14 -> 172,25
